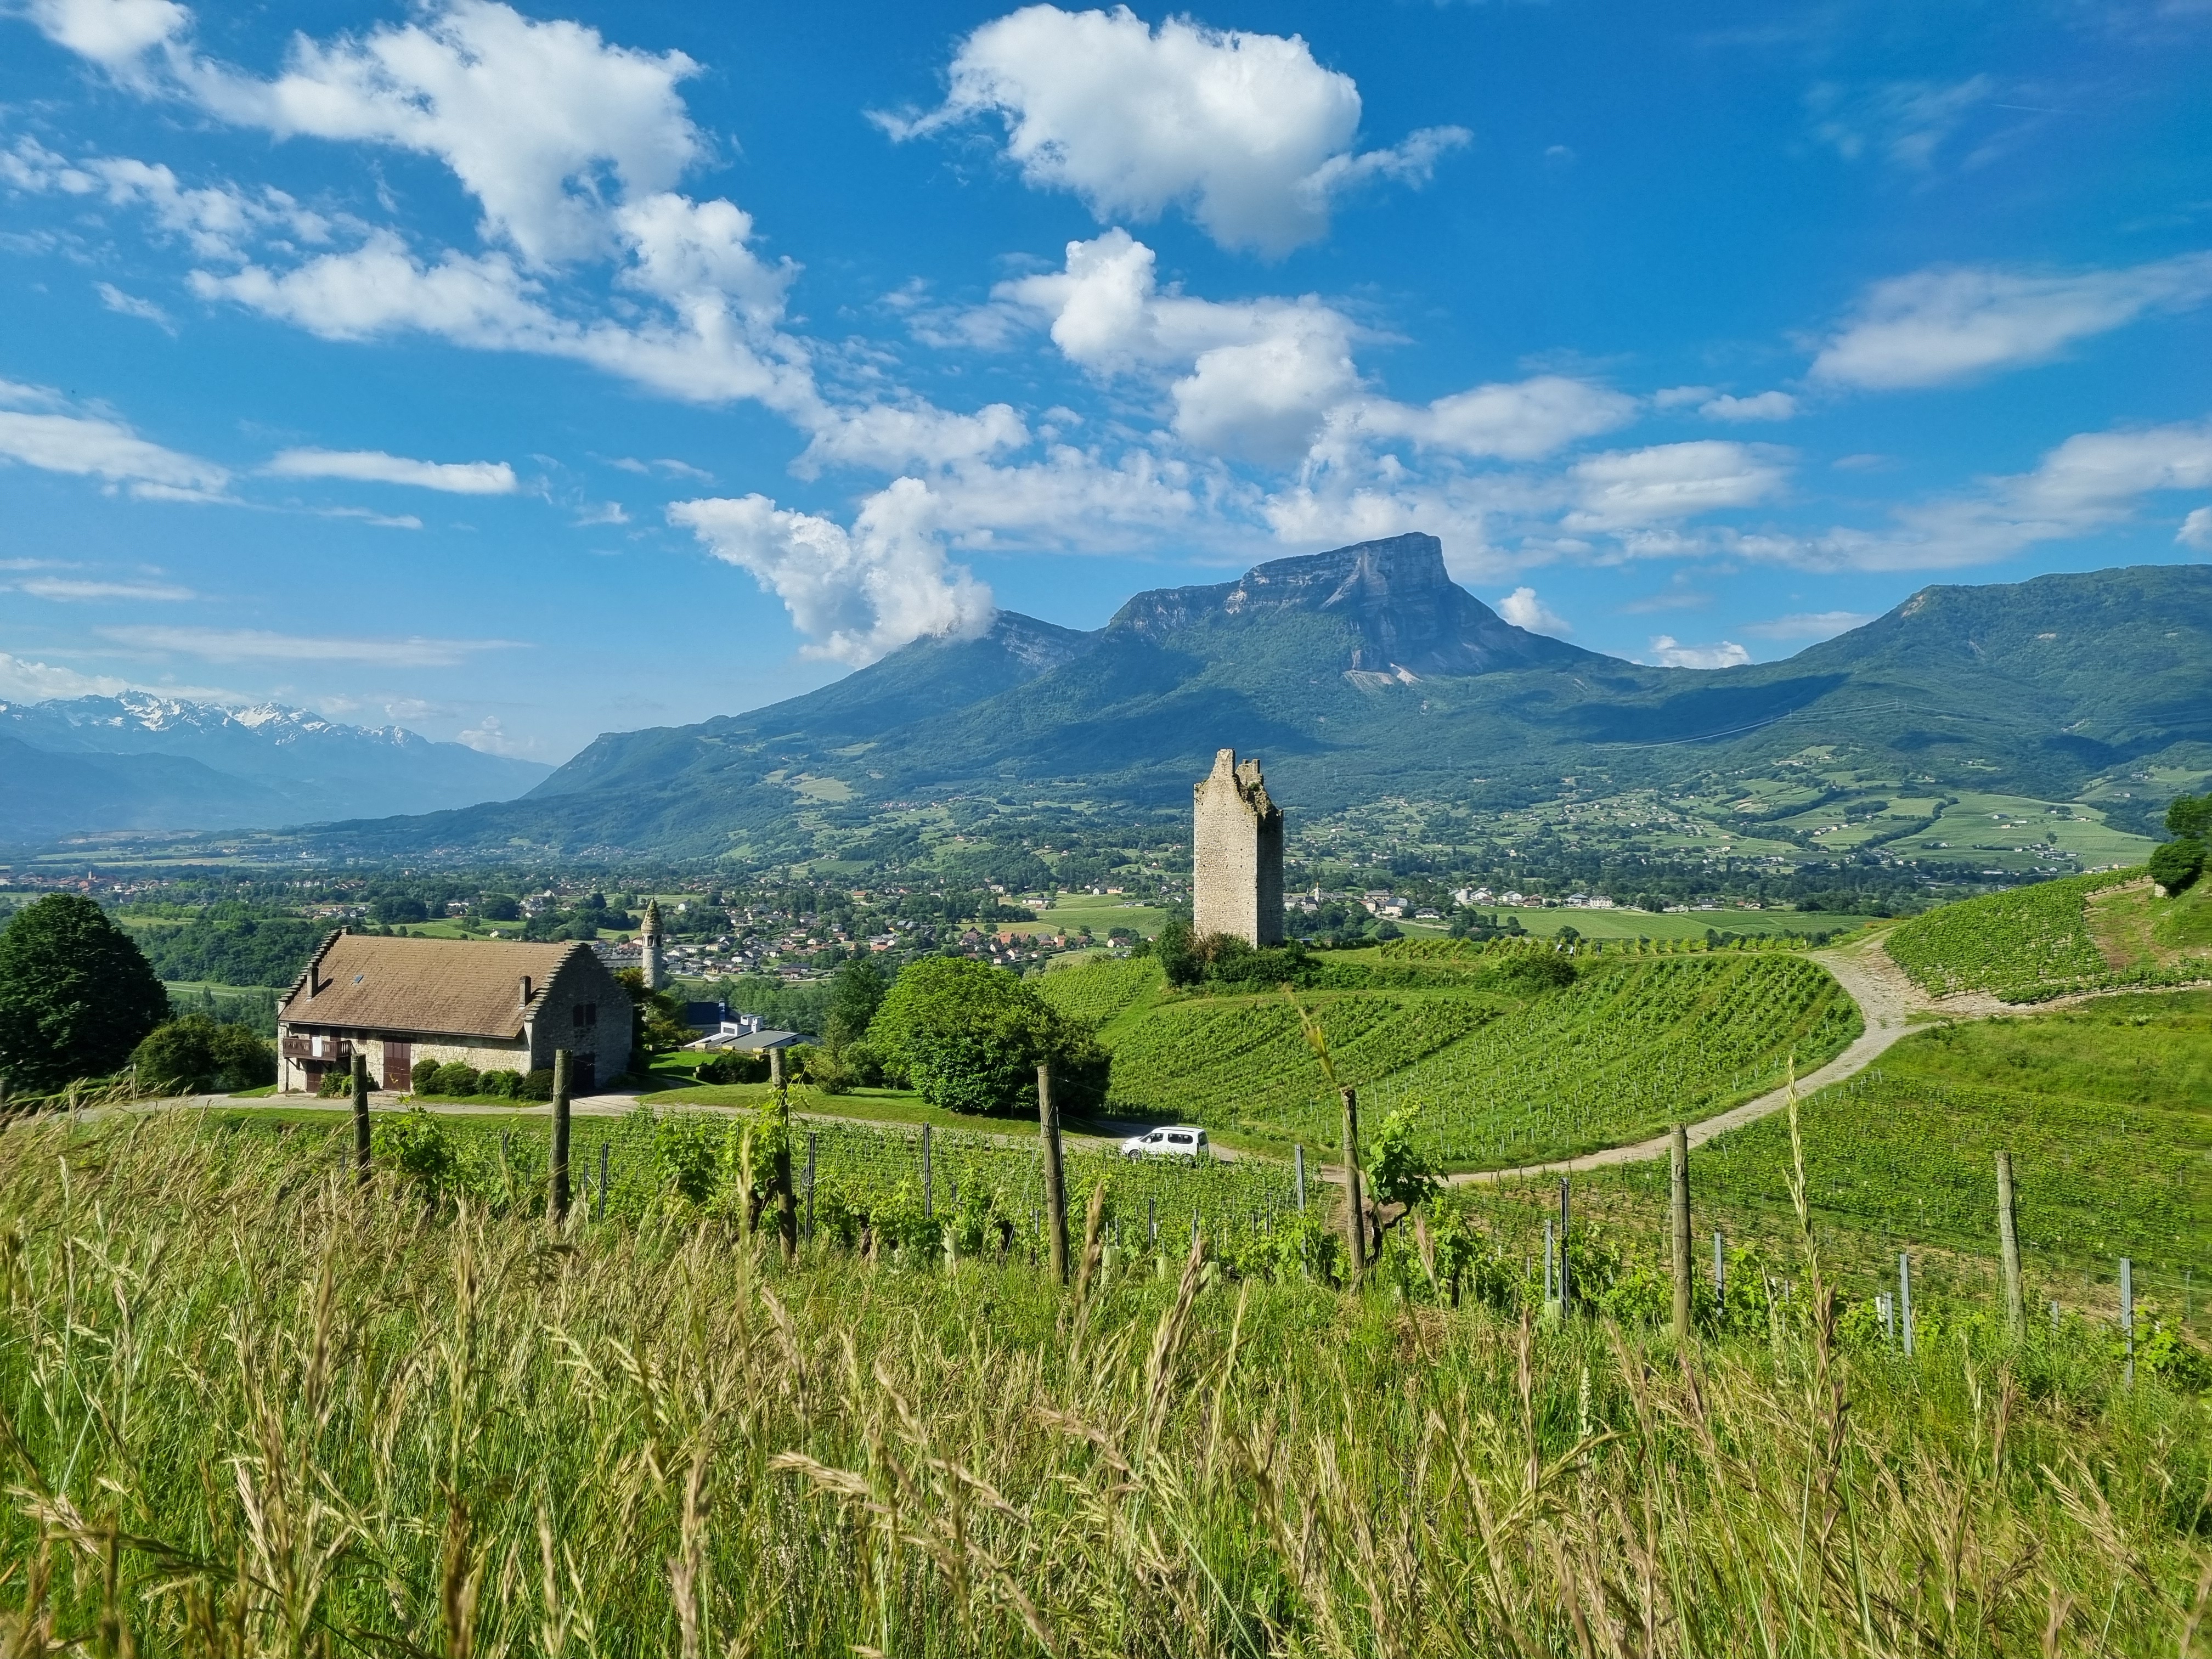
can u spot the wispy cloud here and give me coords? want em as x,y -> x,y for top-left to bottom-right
16,577 -> 195,601
0,380 -> 231,498
98,625 -> 524,666
1742,610 -> 1875,640
96,281 -> 176,331
1811,253 -> 2212,389
266,447 -> 518,494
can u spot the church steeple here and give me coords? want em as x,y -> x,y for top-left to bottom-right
640,898 -> 665,991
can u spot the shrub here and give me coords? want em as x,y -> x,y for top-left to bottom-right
132,1014 -> 275,1094
799,1045 -> 854,1094
517,1068 -> 556,1103
698,1049 -> 770,1085
2148,837 -> 2204,895
371,1108 -> 459,1204
431,1062 -> 481,1097
411,1057 -> 441,1093
1480,951 -> 1577,994
478,1068 -> 520,1099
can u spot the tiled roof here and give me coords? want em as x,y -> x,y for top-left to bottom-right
280,933 -> 593,1040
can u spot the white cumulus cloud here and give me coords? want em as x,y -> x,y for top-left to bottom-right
1700,390 -> 1797,422
23,0 -> 189,74
1646,635 -> 1751,670
1565,441 -> 1789,532
188,0 -> 703,267
883,5 -> 1466,255
265,448 -> 518,494
1353,375 -> 1638,461
2180,506 -> 2212,550
669,483 -> 996,666
1811,253 -> 2212,390
1496,586 -> 1571,635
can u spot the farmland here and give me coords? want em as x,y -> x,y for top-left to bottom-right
1363,953 -> 1859,1165
1472,989 -> 2212,1334
1885,866 -> 2212,1000
1040,947 -> 1860,1163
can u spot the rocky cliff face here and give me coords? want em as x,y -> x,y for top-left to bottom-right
1107,532 -> 1595,675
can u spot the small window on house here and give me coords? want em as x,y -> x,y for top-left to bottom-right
572,1002 -> 597,1028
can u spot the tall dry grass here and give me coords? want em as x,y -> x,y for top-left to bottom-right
0,1111 -> 2206,1657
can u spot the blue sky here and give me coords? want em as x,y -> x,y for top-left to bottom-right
1,0 -> 2208,763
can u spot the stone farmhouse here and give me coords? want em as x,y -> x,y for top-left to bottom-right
277,932 -> 630,1095
1193,747 -> 1285,947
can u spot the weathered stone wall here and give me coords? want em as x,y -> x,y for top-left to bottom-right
1192,747 -> 1284,946
523,949 -> 631,1081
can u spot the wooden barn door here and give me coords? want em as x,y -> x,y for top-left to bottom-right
382,1041 -> 411,1091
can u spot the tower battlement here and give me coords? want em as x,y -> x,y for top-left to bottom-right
1192,748 -> 1284,946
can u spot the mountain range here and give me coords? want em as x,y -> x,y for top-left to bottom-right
0,695 -> 552,844
281,533 -> 2212,862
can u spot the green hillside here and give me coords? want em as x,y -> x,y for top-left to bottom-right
1886,867 -> 2212,1001
1581,989 -> 2211,1300
1041,947 -> 1860,1165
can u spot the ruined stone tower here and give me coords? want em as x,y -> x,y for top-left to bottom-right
640,898 -> 665,991
1192,748 -> 1284,946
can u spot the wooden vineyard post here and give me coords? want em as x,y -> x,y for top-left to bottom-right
1038,1062 -> 1069,1285
351,1053 -> 372,1188
772,1042 -> 797,1260
1713,1231 -> 1726,1295
1670,1125 -> 1692,1340
804,1130 -> 817,1241
1557,1176 -> 1572,1312
1340,1087 -> 1366,1285
596,1141 -> 609,1223
1995,1150 -> 2025,1340
2120,1257 -> 2135,1386
550,1049 -> 572,1223
1294,1145 -> 1306,1212
1898,1251 -> 1914,1357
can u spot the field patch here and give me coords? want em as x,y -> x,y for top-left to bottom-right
1086,952 -> 1858,1164
1887,868 -> 2209,1001
1367,953 -> 1859,1167
1597,990 -> 2212,1280
1102,990 -> 1500,1142
1036,955 -> 1167,1031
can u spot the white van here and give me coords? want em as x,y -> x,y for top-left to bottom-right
1119,1126 -> 1210,1160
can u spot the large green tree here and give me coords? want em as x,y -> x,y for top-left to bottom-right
825,956 -> 888,1052
0,895 -> 172,1094
866,957 -> 1103,1116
